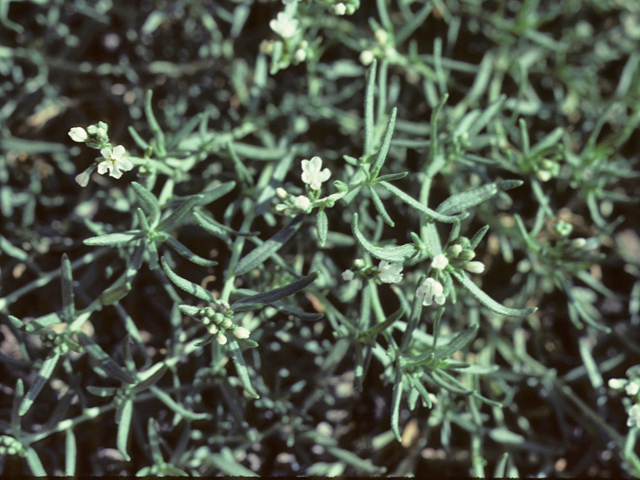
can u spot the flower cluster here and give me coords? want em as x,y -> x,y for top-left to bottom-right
444,238 -> 485,274
69,122 -> 134,186
609,368 -> 640,428
196,306 -> 251,346
342,259 -> 404,285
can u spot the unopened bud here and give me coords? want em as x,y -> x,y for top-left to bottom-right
464,261 -> 485,274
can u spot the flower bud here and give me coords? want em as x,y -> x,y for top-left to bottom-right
69,127 -> 88,143
233,327 -> 251,340
216,333 -> 228,345
464,261 -> 485,274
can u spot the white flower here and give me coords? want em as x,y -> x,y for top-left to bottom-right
416,278 -> 446,306
464,261 -> 485,274
378,260 -> 403,284
333,3 -> 347,15
294,195 -> 311,211
270,12 -> 299,39
233,327 -> 251,340
628,404 -> 640,428
301,156 -> 331,190
69,127 -> 88,142
96,145 -> 133,179
432,254 -> 449,270
342,270 -> 355,281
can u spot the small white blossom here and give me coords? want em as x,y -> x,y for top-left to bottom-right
96,145 -> 133,179
342,270 -> 355,281
432,254 -> 449,270
378,260 -> 403,284
69,127 -> 89,143
333,3 -> 347,15
233,327 -> 251,340
301,156 -> 331,190
628,404 -> 640,428
464,261 -> 485,274
270,12 -> 299,39
416,277 -> 446,306
360,50 -> 374,65
294,195 -> 311,211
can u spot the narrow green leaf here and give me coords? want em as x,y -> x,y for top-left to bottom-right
84,231 -> 142,247
235,215 -> 304,276
469,225 -> 490,250
60,254 -> 75,322
228,338 -> 260,399
231,272 -> 318,312
65,428 -> 77,476
391,365 -> 404,442
207,448 -> 260,477
157,195 -> 202,233
351,213 -> 417,263
11,378 -> 24,435
172,181 -> 237,206
149,386 -> 211,420
128,126 -> 150,150
378,181 -> 462,223
160,256 -> 219,304
437,180 -> 523,216
489,427 -> 525,445
450,269 -> 537,317
165,236 -> 217,267
117,397 -> 133,461
86,386 -> 118,397
25,446 -> 47,476
99,273 -> 132,306
364,59 -> 377,157
18,312 -> 63,333
76,332 -> 136,384
317,209 -> 328,248
433,324 -> 479,360
358,307 -> 404,343
145,89 -> 166,156
133,363 -> 168,393
168,112 -> 205,150
368,186 -> 395,227
20,350 -> 61,416
131,182 -> 161,227
372,107 -> 397,177
326,445 -> 386,474
374,171 -> 409,183
193,211 -> 232,244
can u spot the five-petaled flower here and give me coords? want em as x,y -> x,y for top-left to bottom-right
301,156 -> 331,190
270,12 -> 299,39
97,145 -> 133,179
378,260 -> 403,284
416,277 -> 446,306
